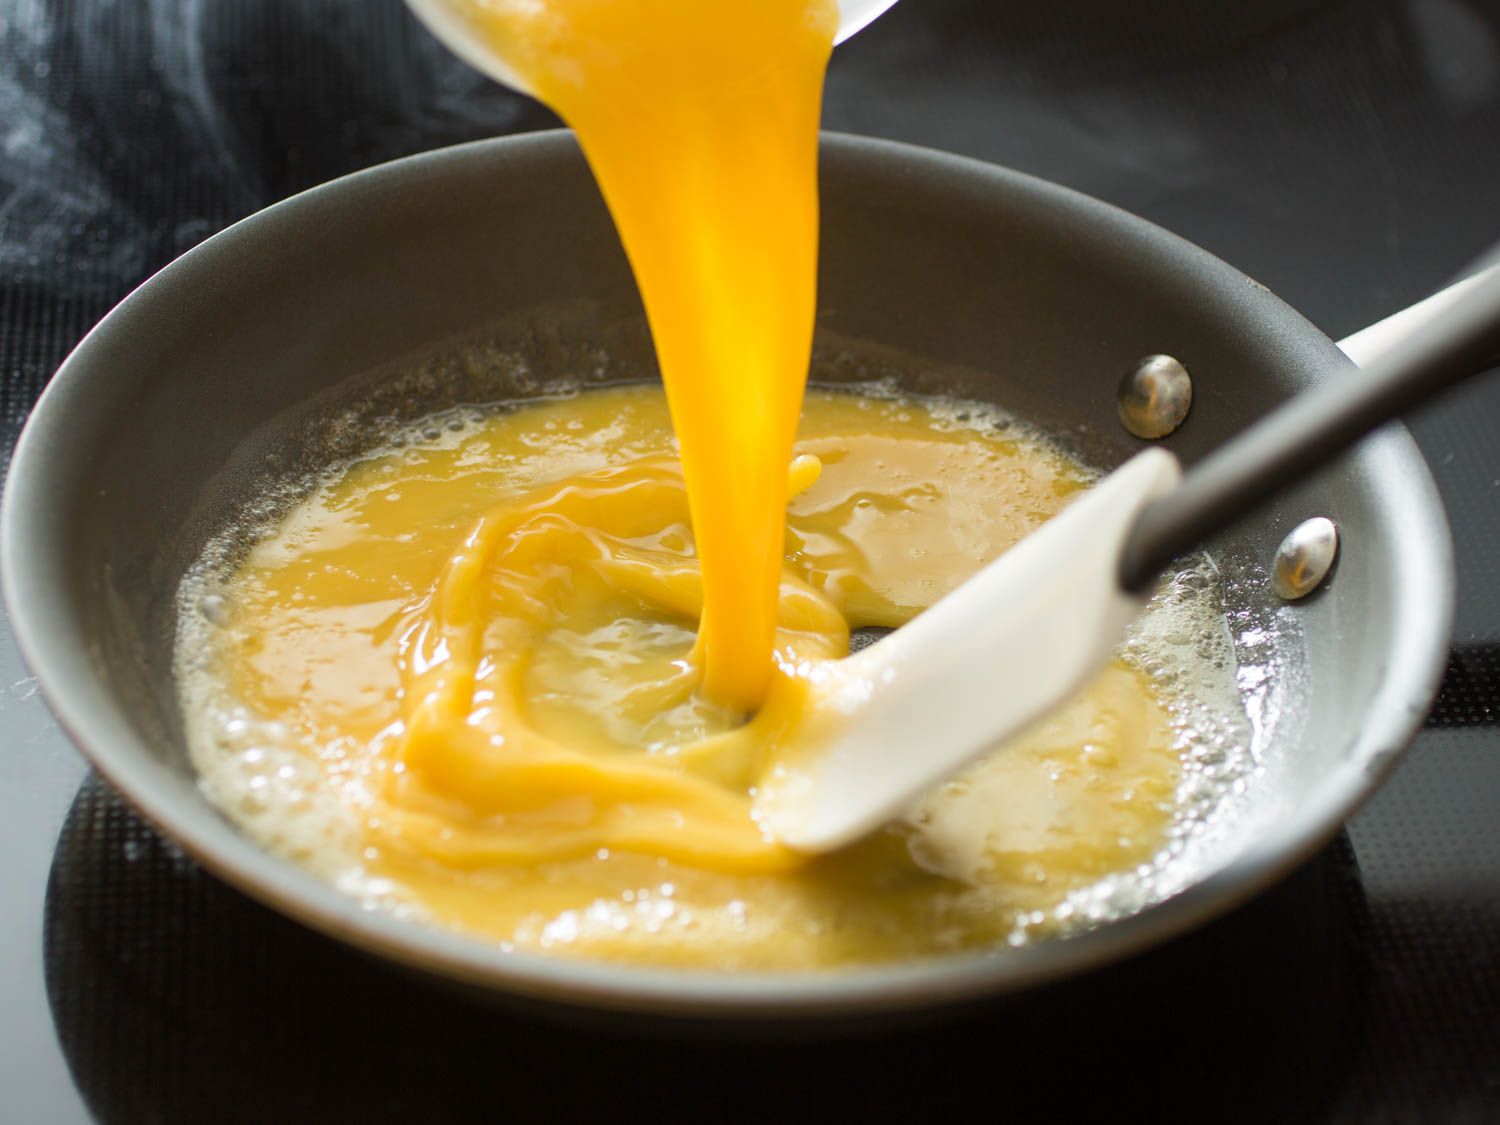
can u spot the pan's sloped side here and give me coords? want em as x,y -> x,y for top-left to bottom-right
0,132 -> 1453,1019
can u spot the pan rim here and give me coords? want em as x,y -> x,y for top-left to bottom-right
0,129 -> 1456,1018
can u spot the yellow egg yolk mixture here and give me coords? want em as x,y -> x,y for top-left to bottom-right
190,388 -> 1183,968
452,0 -> 837,711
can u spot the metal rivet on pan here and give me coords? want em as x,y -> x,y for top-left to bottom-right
1272,517 -> 1340,600
1117,355 -> 1193,439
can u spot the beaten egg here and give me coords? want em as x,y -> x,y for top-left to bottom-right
178,385 -> 1234,970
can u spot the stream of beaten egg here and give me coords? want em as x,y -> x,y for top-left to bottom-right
176,386 -> 1246,970
448,0 -> 838,711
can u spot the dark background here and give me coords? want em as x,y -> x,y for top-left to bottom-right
1,0 -> 1498,1120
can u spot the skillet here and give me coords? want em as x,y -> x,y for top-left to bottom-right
0,131 -> 1455,1020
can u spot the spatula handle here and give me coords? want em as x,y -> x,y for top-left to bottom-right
1118,265 -> 1500,594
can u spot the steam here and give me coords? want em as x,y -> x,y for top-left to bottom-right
0,0 -> 545,302
0,0 -> 149,296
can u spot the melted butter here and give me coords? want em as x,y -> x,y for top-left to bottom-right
196,386 -> 1184,969
449,0 -> 839,711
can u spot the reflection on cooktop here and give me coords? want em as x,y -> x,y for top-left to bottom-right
47,777 -> 1369,1124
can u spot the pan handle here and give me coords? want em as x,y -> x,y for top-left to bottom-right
1118,263 -> 1500,594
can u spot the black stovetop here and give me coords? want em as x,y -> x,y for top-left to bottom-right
2,1 -> 1498,1120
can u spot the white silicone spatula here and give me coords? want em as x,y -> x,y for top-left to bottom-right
402,0 -> 902,95
756,264 -> 1500,852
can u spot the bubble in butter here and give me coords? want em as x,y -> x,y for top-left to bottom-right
177,385 -> 1249,970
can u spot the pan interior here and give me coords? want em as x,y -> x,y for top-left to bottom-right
168,309 -> 1291,962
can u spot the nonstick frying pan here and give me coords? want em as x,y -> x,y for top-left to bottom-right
0,131 -> 1458,1020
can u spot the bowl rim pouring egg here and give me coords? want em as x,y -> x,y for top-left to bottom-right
400,0 -> 902,97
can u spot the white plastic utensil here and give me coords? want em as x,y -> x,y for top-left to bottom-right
758,264 -> 1500,852
402,0 -> 902,95
753,447 -> 1182,849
